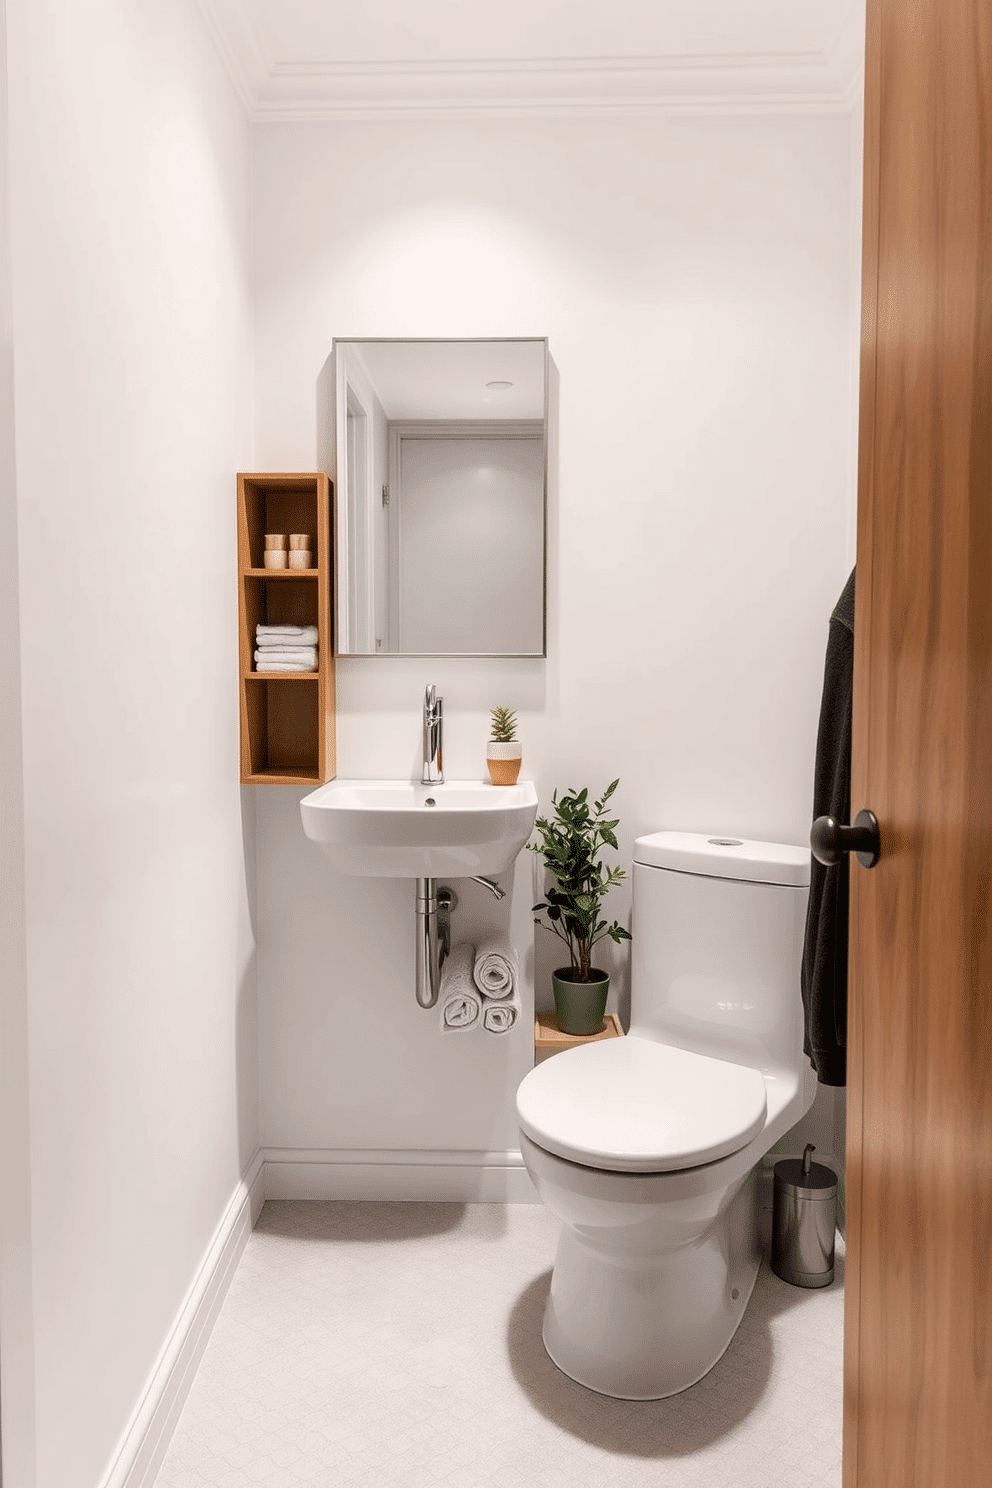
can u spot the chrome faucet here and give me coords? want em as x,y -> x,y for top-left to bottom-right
421,684 -> 443,784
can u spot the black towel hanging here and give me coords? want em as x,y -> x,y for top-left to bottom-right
801,567 -> 855,1087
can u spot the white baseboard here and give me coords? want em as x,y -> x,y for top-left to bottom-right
96,1146 -> 533,1485
263,1147 -> 539,1203
99,1148 -> 264,1488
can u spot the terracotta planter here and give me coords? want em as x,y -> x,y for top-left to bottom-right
486,741 -> 522,786
552,967 -> 610,1036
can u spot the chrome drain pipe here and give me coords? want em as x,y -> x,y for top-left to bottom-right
415,880 -> 456,1008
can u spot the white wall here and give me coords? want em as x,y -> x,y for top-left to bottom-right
251,114 -> 859,1162
0,4 -> 37,1483
4,2 -> 255,1483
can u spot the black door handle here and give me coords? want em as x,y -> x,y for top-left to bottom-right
810,809 -> 881,869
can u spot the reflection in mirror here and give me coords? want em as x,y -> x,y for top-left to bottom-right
333,339 -> 547,657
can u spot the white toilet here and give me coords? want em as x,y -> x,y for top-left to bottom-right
516,830 -> 813,1400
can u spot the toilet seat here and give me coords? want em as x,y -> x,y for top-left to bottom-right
517,1035 -> 767,1173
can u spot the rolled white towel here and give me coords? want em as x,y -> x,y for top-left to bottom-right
482,990 -> 521,1034
256,624 -> 318,645
472,936 -> 518,1000
440,943 -> 482,1033
254,647 -> 317,669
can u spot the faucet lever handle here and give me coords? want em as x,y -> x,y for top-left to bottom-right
424,683 -> 442,721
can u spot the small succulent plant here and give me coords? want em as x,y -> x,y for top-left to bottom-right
489,705 -> 518,743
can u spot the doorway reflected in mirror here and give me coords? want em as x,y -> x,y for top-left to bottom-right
328,339 -> 548,657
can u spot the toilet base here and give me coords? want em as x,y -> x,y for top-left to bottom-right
540,1170 -> 761,1399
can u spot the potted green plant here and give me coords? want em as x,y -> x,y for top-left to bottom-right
528,779 -> 632,1035
486,705 -> 522,786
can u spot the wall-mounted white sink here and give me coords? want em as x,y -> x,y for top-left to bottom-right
300,779 -> 538,878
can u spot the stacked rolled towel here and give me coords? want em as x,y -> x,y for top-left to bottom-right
473,935 -> 521,1034
439,943 -> 482,1033
254,624 -> 318,673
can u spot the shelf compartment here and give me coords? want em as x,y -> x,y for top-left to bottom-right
243,572 -> 320,637
239,473 -> 325,572
242,676 -> 321,782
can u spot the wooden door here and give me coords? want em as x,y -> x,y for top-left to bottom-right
845,0 -> 992,1483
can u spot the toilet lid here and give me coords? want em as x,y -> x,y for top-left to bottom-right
517,1037 -> 767,1173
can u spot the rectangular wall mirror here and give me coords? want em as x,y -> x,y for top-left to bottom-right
332,338 -> 548,657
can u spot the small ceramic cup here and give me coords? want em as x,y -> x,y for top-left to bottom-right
263,549 -> 288,569
288,534 -> 311,550
287,549 -> 312,569
264,533 -> 288,550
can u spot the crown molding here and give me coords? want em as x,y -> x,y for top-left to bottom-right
258,54 -> 860,121
823,1 -> 867,111
195,0 -> 274,115
197,3 -> 864,121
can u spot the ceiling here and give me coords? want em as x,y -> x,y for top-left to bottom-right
346,339 -> 546,422
195,0 -> 866,121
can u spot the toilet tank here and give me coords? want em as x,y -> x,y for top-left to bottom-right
629,832 -> 810,1076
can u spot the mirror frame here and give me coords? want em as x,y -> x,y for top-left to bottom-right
331,337 -> 549,659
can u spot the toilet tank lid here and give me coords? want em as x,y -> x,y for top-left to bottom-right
634,831 -> 810,887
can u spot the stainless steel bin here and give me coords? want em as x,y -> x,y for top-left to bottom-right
772,1144 -> 836,1288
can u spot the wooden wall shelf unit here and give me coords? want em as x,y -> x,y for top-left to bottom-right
237,472 -> 335,785
534,1011 -> 624,1062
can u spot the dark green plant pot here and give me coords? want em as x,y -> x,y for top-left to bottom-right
552,968 -> 610,1036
